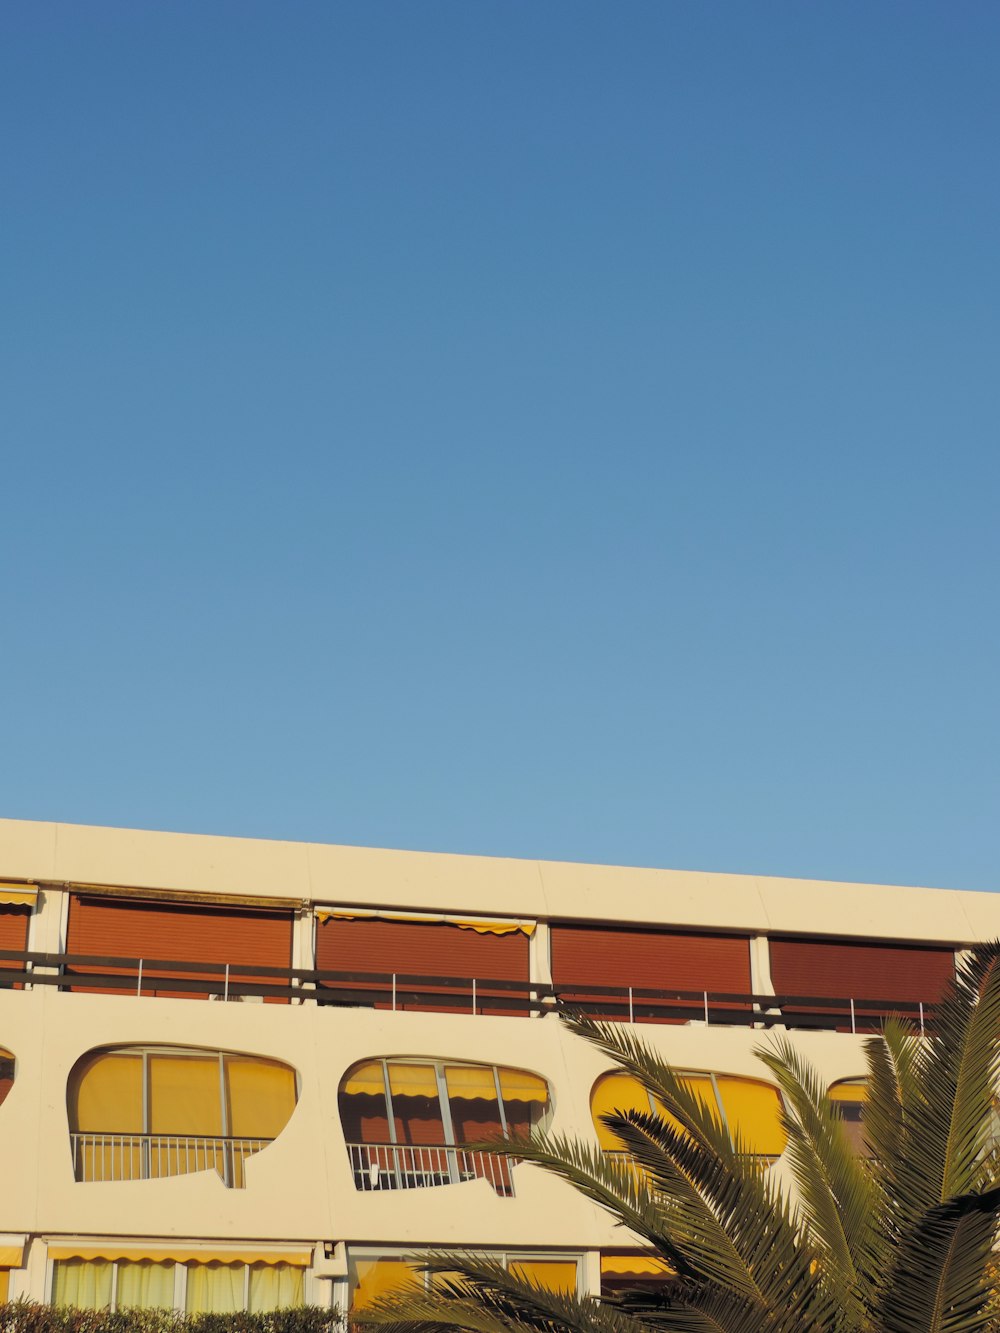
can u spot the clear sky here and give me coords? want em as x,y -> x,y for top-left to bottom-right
2,3 -> 997,892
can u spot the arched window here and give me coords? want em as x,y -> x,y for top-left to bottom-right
339,1058 -> 551,1195
590,1070 -> 786,1158
829,1079 -> 869,1156
66,1047 -> 297,1187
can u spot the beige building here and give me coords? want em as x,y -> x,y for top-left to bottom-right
0,817 -> 993,1314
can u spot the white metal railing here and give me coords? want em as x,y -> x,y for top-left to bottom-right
346,1141 -> 515,1196
70,1133 -> 273,1188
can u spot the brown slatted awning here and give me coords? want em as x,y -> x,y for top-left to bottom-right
315,916 -> 530,1015
65,894 -> 294,1002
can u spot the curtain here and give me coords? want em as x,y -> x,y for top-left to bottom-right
185,1263 -> 245,1314
714,1077 -> 786,1157
248,1264 -> 303,1311
226,1058 -> 296,1138
52,1260 -> 114,1309
116,1261 -> 175,1309
589,1073 -> 651,1149
508,1260 -> 577,1293
350,1259 -> 419,1310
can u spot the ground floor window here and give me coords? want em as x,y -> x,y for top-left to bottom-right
51,1258 -> 304,1312
347,1250 -> 581,1309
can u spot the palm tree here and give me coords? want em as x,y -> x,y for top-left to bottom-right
355,943 -> 1000,1333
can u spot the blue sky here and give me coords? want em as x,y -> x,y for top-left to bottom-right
2,3 -> 997,891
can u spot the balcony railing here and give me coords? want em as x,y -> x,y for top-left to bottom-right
69,1132 -> 273,1188
346,1141 -> 515,1196
0,945 -> 937,1033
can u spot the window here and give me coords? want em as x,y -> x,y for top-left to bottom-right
65,895 -> 294,1002
339,1059 -> 551,1195
0,1048 -> 14,1107
600,1252 -> 672,1297
66,1046 -> 297,1187
550,925 -> 753,1023
769,939 -> 955,1031
829,1080 -> 870,1157
590,1070 -> 786,1158
316,915 -> 531,1015
50,1258 -> 304,1312
347,1251 -> 580,1309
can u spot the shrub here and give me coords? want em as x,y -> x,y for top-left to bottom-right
0,1304 -> 344,1333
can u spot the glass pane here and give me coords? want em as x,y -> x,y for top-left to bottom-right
185,1263 -> 244,1314
148,1055 -> 223,1136
52,1260 -> 114,1309
445,1066 -> 503,1144
500,1068 -> 550,1141
714,1078 -> 786,1157
508,1260 -> 577,1294
349,1258 -> 421,1310
387,1064 -> 445,1145
589,1073 -> 652,1150
339,1063 -> 391,1144
248,1263 -> 303,1311
226,1058 -> 296,1139
115,1261 -> 175,1309
69,1055 -> 143,1133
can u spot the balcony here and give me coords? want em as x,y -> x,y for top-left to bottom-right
0,943 -> 938,1032
70,1132 -> 274,1188
346,1142 -> 515,1196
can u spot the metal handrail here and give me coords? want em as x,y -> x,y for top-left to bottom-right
69,1131 -> 274,1188
0,946 -> 939,1032
345,1141 -> 515,1196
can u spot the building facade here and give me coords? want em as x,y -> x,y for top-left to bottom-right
0,817 -> 994,1314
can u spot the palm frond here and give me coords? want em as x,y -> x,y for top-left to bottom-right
871,1184 -> 1000,1333
756,1032 -> 877,1322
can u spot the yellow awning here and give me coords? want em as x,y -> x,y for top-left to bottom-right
48,1246 -> 310,1266
314,907 -> 534,935
601,1254 -> 672,1277
0,884 -> 36,907
388,1063 -> 439,1099
342,1062 -> 386,1097
829,1080 -> 866,1103
499,1069 -> 549,1103
0,1246 -> 24,1267
445,1065 -> 497,1099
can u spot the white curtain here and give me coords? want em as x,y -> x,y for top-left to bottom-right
52,1260 -> 113,1309
248,1264 -> 304,1311
116,1261 -> 175,1309
185,1262 -> 245,1314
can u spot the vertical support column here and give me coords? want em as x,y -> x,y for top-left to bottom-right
749,935 -> 777,1029
581,1250 -> 602,1298
529,921 -> 553,1018
292,907 -> 317,1005
27,885 -> 68,989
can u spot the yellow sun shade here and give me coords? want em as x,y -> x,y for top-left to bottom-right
388,1064 -> 439,1099
47,1247 -> 309,1265
498,1070 -> 549,1103
444,1066 -> 497,1099
314,907 -> 534,934
601,1254 -> 672,1277
0,885 -> 36,907
342,1062 -> 387,1097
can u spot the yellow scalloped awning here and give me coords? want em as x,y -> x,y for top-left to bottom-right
601,1253 -> 671,1277
0,1246 -> 24,1267
388,1063 -> 439,1099
0,884 -> 36,907
314,907 -> 534,935
342,1061 -> 386,1097
48,1245 -> 310,1266
829,1080 -> 866,1104
499,1069 -> 549,1103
